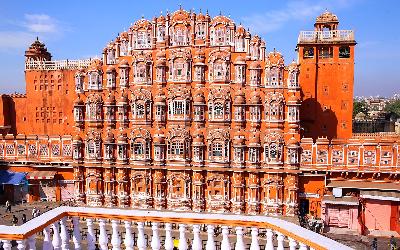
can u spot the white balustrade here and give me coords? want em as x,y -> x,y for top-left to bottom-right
206,225 -> 216,250
192,224 -> 202,250
98,219 -> 108,250
86,218 -> 96,250
2,240 -> 11,250
60,217 -> 70,250
164,223 -> 174,250
178,224 -> 188,250
137,221 -> 146,250
250,227 -> 260,250
42,226 -> 52,250
151,222 -> 161,250
124,221 -> 134,250
234,227 -> 245,250
52,222 -> 62,250
265,229 -> 274,250
221,226 -> 231,250
72,217 -> 81,250
111,220 -> 121,250
277,232 -> 285,250
16,240 -> 26,250
0,206 -> 352,250
289,237 -> 298,250
27,234 -> 36,250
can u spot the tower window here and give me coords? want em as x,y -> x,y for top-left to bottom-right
339,46 -> 350,58
303,47 -> 314,58
319,46 -> 333,58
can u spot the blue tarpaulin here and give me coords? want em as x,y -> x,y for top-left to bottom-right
0,170 -> 27,185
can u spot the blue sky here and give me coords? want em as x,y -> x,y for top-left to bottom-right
0,0 -> 399,97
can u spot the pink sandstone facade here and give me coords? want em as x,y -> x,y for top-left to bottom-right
0,8 -> 399,235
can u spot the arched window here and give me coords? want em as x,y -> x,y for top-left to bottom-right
166,128 -> 190,161
264,133 -> 284,164
208,49 -> 230,82
208,88 -> 230,121
106,69 -> 116,88
130,129 -> 151,161
172,26 -> 189,46
131,89 -> 152,123
136,31 -> 151,49
86,94 -> 102,122
195,23 -> 206,40
88,70 -> 102,90
85,133 -> 101,160
157,25 -> 166,42
167,86 -> 191,120
120,40 -> 128,56
134,62 -> 152,84
106,48 -> 116,64
207,129 -> 230,163
288,70 -> 298,89
74,72 -> 84,93
265,93 -> 285,121
119,67 -> 129,88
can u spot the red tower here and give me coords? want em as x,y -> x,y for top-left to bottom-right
297,10 -> 356,140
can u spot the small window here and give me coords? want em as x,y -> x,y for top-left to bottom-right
319,46 -> 333,58
303,47 -> 314,58
339,46 -> 350,58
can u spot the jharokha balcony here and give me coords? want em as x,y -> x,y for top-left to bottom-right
0,206 -> 350,250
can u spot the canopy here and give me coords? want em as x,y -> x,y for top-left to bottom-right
0,170 -> 27,185
26,171 -> 57,180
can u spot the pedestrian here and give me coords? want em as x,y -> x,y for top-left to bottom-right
390,235 -> 397,250
22,214 -> 27,224
371,238 -> 377,250
12,215 -> 18,226
35,209 -> 40,217
31,207 -> 37,218
5,200 -> 11,213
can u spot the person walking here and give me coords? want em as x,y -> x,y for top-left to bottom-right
12,215 -> 18,226
31,207 -> 37,218
371,238 -> 378,250
390,235 -> 397,250
5,200 -> 11,213
21,214 -> 27,224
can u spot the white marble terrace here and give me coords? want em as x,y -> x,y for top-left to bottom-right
0,206 -> 351,250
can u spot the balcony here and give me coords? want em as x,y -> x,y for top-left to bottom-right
298,30 -> 355,44
0,206 -> 351,249
25,59 -> 93,71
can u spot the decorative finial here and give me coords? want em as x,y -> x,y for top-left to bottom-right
219,10 -> 222,15
199,8 -> 202,13
179,4 -> 182,10
206,9 -> 209,15
36,36 -> 39,41
141,14 -> 144,19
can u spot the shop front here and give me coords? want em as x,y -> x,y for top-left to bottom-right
321,195 -> 361,233
0,170 -> 27,203
59,180 -> 74,201
26,171 -> 57,202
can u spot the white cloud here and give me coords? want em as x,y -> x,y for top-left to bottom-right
24,14 -> 58,33
241,1 -> 324,34
0,14 -> 64,51
0,31 -> 35,51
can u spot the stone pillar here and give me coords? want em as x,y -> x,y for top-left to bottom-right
42,226 -> 52,250
111,220 -> 121,250
124,221 -> 134,250
178,224 -> 188,250
1,240 -> 12,250
27,234 -> 36,250
192,225 -> 202,250
276,232 -> 285,250
86,218 -> 96,250
250,227 -> 259,250
265,229 -> 274,250
52,222 -> 62,250
98,219 -> 108,250
206,225 -> 216,250
16,240 -> 26,250
221,226 -> 231,250
72,217 -> 81,250
137,222 -> 146,250
164,223 -> 174,250
151,222 -> 161,250
60,217 -> 70,250
289,238 -> 297,250
234,227 -> 245,250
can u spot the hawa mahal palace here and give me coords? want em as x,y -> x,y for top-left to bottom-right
0,8 -> 399,235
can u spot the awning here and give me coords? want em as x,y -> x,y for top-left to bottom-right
360,190 -> 400,202
26,171 -> 57,180
0,170 -> 27,185
326,180 -> 400,191
322,195 -> 359,205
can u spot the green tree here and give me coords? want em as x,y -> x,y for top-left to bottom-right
353,100 -> 368,118
384,99 -> 400,119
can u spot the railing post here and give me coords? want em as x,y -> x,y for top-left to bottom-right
250,227 -> 259,250
99,219 -> 109,250
86,218 -> 96,250
164,223 -> 174,250
234,227 -> 245,250
206,225 -> 216,250
2,240 -> 12,250
151,222 -> 161,250
276,232 -> 284,250
111,220 -> 122,250
192,225 -> 202,250
265,229 -> 274,250
124,221 -> 134,250
178,224 -> 188,250
221,226 -> 231,250
137,222 -> 146,250
43,226 -> 52,250
52,222 -> 62,250
289,238 -> 297,250
60,217 -> 70,250
72,217 -> 81,250
27,234 -> 36,250
16,240 -> 26,250
299,242 -> 308,250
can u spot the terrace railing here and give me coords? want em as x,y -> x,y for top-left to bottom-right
298,30 -> 355,43
25,59 -> 92,71
0,206 -> 352,250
